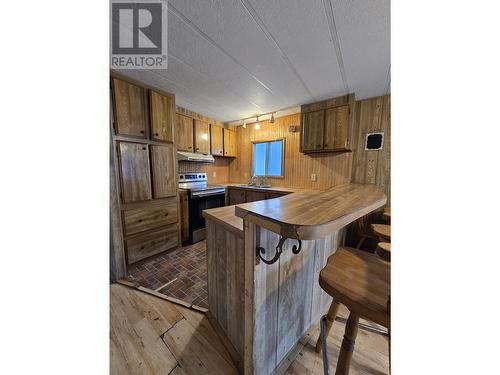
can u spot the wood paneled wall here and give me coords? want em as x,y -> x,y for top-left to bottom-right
228,113 -> 353,189
178,157 -> 231,184
351,95 -> 391,203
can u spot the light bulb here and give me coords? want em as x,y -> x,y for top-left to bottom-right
254,116 -> 260,130
242,121 -> 246,128
270,113 -> 275,124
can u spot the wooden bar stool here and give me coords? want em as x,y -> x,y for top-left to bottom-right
383,207 -> 391,223
376,242 -> 391,262
316,247 -> 390,375
371,223 -> 391,242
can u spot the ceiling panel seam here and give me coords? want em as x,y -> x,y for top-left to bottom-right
322,0 -> 349,94
239,0 -> 316,102
168,3 -> 286,107
168,52 -> 264,111
146,69 -> 242,117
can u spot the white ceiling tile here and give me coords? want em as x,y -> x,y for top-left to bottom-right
330,0 -> 390,100
246,0 -> 346,101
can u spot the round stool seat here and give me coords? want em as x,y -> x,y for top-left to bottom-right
371,223 -> 391,241
319,247 -> 390,328
376,242 -> 391,261
383,207 -> 391,222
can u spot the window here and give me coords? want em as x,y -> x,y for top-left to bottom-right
252,139 -> 284,177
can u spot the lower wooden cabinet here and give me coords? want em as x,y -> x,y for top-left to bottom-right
227,187 -> 290,205
245,190 -> 267,202
122,198 -> 178,236
228,188 -> 246,205
125,224 -> 179,264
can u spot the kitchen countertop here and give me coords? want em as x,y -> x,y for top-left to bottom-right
203,183 -> 386,241
234,183 -> 386,240
222,183 -> 308,194
202,205 -> 243,237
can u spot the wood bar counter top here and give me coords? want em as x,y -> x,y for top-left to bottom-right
235,183 -> 387,240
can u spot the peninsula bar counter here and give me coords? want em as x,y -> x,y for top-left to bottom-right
202,183 -> 386,375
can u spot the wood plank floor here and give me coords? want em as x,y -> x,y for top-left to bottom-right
110,283 -> 389,375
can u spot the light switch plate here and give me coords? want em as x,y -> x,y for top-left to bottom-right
212,171 -> 217,177
311,173 -> 317,182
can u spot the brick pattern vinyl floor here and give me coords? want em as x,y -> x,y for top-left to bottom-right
125,240 -> 208,308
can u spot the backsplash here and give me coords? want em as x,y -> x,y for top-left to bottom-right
178,157 -> 231,184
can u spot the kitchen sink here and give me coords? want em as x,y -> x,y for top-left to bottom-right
238,184 -> 272,188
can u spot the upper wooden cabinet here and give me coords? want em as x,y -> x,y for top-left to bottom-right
223,128 -> 237,157
210,125 -> 224,156
301,110 -> 324,152
175,114 -> 194,152
300,94 -> 354,153
150,144 -> 176,199
112,78 -> 147,138
150,91 -> 175,143
194,119 -> 210,154
118,142 -> 152,203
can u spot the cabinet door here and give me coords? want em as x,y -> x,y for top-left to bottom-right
245,190 -> 267,202
228,189 -> 246,205
118,142 -> 152,203
323,107 -> 337,150
301,110 -> 324,152
194,120 -> 210,154
150,144 -> 176,199
175,114 -> 194,152
112,79 -> 147,138
210,125 -> 224,156
332,105 -> 350,150
223,128 -> 237,157
150,91 -> 174,143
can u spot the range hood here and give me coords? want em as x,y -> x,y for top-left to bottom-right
177,151 -> 215,163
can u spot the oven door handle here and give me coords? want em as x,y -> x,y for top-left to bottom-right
191,190 -> 226,198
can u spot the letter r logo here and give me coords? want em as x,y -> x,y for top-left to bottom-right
112,3 -> 162,54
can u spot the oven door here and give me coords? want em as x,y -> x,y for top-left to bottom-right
189,190 -> 225,243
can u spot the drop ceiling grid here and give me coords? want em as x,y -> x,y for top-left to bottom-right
247,0 -> 347,102
330,0 -> 390,99
169,0 -> 313,106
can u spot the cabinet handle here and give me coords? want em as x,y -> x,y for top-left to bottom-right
164,213 -> 168,217
188,146 -> 192,149
324,144 -> 329,147
140,246 -> 145,250
316,144 -> 321,148
140,130 -> 145,134
154,132 -> 159,136
138,219 -> 143,222
142,147 -> 146,150
196,147 -> 199,151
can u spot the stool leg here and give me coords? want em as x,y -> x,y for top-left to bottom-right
315,301 -> 340,353
335,313 -> 359,375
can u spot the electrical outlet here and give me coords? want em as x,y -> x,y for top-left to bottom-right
311,173 -> 317,182
212,171 -> 217,178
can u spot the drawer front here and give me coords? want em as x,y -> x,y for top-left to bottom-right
126,224 -> 178,264
123,200 -> 178,236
